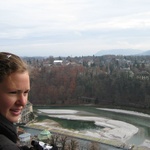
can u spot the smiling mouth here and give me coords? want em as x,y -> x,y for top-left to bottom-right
10,109 -> 22,116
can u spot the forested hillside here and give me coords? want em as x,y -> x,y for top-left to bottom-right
25,55 -> 150,108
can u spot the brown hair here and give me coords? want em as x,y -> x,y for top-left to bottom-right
0,52 -> 28,82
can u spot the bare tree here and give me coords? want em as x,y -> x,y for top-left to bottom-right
50,134 -> 60,146
59,135 -> 68,150
88,142 -> 100,150
67,139 -> 79,150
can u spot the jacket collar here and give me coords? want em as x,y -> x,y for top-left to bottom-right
0,114 -> 18,143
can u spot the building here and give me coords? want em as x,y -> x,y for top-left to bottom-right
53,60 -> 63,65
20,101 -> 34,124
19,133 -> 31,146
38,130 -> 52,141
136,71 -> 150,80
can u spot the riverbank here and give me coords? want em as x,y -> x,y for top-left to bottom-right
26,119 -> 132,149
26,108 -> 150,149
37,109 -> 138,142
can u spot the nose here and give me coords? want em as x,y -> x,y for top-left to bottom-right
16,93 -> 28,106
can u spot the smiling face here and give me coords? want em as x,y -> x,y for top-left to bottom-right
0,71 -> 30,123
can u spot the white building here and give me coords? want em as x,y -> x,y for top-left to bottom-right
19,133 -> 31,146
53,60 -> 63,65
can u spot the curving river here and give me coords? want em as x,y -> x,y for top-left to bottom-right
32,106 -> 150,148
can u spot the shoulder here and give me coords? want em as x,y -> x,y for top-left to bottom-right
0,134 -> 20,150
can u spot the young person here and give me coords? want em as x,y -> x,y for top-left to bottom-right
0,52 -> 30,150
0,52 -> 58,150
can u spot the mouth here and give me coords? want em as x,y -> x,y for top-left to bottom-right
10,109 -> 22,116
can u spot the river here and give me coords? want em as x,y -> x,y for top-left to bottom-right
26,106 -> 150,148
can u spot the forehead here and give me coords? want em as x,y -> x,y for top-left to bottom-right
0,72 -> 30,90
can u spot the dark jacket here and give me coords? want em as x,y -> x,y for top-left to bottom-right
0,114 -> 29,150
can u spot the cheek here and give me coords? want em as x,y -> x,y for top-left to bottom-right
0,95 -> 15,110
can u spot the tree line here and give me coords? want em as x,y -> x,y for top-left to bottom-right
28,55 -> 150,109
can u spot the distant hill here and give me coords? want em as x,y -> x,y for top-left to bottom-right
139,50 -> 150,55
95,49 -> 144,56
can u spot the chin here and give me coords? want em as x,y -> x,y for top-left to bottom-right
9,116 -> 20,123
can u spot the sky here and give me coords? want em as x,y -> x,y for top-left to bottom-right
0,0 -> 150,57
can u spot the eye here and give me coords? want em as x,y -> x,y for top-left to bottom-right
9,91 -> 17,94
24,90 -> 30,94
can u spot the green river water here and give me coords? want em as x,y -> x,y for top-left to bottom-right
34,106 -> 150,146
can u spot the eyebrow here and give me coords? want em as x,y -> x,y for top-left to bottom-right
9,89 -> 30,93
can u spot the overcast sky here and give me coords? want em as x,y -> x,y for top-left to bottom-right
0,0 -> 150,57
